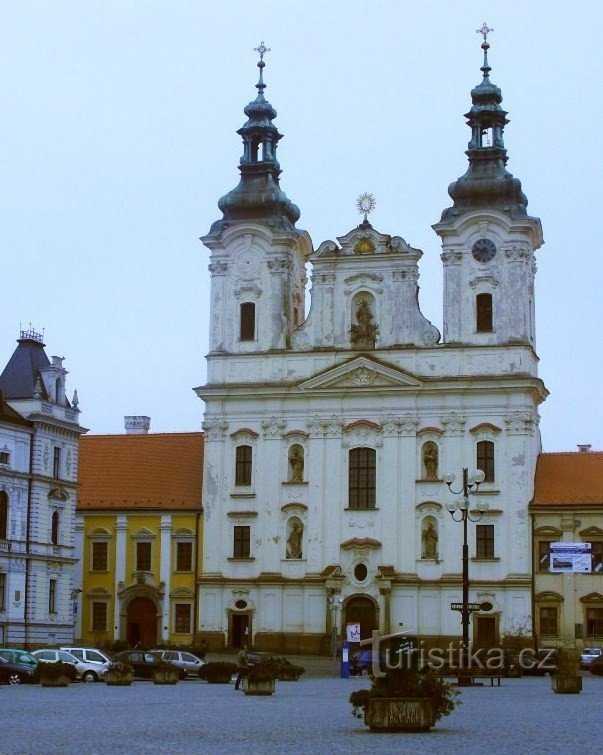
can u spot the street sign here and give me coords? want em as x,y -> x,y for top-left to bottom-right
450,602 -> 483,612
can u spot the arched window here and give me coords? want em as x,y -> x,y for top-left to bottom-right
348,447 -> 376,509
0,492 -> 8,539
476,293 -> 493,332
240,302 -> 255,341
51,510 -> 60,545
55,380 -> 61,403
477,440 -> 495,482
235,445 -> 253,486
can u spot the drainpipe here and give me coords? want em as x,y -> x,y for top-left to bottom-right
193,508 -> 202,637
24,431 -> 34,648
530,509 -> 537,650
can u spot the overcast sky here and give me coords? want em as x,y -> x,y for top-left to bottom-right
1,1 -> 601,452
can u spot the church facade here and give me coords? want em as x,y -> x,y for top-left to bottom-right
197,36 -> 547,652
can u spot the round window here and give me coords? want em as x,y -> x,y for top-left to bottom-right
480,601 -> 493,612
234,600 -> 247,610
354,563 -> 368,582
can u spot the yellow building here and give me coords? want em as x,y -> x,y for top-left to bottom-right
75,424 -> 203,646
531,450 -> 603,647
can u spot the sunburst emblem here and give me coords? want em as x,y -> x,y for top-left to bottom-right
356,192 -> 376,222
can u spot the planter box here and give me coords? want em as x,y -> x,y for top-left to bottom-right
278,668 -> 304,681
152,669 -> 179,685
243,677 -> 275,696
552,675 -> 582,694
105,671 -> 133,687
40,676 -> 70,688
365,698 -> 435,732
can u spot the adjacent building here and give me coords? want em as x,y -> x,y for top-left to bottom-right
196,38 -> 547,651
75,419 -> 203,646
531,449 -> 603,647
0,329 -> 85,646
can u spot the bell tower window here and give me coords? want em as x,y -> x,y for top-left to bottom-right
476,293 -> 493,332
240,302 -> 256,341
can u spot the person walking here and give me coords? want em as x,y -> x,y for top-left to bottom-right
234,644 -> 249,690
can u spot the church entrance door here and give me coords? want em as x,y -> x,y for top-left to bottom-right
344,596 -> 378,641
126,597 -> 157,647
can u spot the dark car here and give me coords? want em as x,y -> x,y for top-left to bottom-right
113,650 -> 177,679
0,655 -> 39,685
590,654 -> 603,676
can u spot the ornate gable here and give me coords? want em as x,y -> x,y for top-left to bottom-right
298,356 -> 422,392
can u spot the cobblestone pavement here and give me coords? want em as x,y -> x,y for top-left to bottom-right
2,674 -> 602,754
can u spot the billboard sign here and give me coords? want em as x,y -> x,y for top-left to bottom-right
550,542 -> 591,573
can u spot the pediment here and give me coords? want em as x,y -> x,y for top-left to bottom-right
298,357 -> 422,392
312,226 -> 422,259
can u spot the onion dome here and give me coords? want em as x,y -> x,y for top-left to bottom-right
440,25 -> 528,222
207,42 -> 300,237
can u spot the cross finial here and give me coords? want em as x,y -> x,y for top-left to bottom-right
476,23 -> 493,43
254,41 -> 271,62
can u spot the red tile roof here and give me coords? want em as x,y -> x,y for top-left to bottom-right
532,452 -> 603,506
77,433 -> 203,511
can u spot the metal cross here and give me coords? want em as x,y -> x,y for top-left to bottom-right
476,23 -> 493,42
254,41 -> 271,61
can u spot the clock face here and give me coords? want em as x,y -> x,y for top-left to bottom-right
472,238 -> 497,263
236,249 -> 260,278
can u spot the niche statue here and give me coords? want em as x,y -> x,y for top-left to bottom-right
286,521 -> 303,559
350,299 -> 378,350
422,522 -> 438,560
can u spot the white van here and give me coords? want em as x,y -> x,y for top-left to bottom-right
59,647 -> 112,682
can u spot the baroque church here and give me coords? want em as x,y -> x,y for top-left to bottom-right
196,34 -> 547,653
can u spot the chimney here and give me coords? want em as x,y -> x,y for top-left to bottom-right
577,444 -> 592,453
125,416 -> 151,435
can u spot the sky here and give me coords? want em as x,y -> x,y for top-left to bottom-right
1,0 -> 601,451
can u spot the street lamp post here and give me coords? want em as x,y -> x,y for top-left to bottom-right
327,596 -> 344,658
444,468 -> 488,682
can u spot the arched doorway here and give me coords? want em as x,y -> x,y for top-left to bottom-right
344,595 -> 378,641
126,597 -> 158,647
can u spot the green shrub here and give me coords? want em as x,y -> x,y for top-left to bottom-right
39,661 -> 77,681
198,661 -> 237,683
349,667 -> 459,722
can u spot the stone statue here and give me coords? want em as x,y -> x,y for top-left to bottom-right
288,446 -> 304,483
423,443 -> 438,480
422,522 -> 438,560
286,521 -> 303,559
350,298 -> 378,350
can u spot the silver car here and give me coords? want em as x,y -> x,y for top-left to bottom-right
60,647 -> 112,682
150,649 -> 206,678
31,649 -> 85,679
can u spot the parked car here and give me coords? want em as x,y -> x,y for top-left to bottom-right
113,650 -> 178,679
31,649 -> 81,681
0,648 -> 39,676
0,655 -> 39,684
60,647 -> 112,682
590,654 -> 603,676
149,649 -> 205,679
580,646 -> 602,669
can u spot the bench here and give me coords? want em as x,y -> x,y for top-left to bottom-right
437,667 -> 503,686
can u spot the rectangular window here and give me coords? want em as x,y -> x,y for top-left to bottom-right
476,441 -> 495,482
176,541 -> 193,572
174,603 -> 192,634
53,447 -> 61,479
0,573 -> 5,611
476,293 -> 493,332
92,602 -> 107,632
586,607 -> 603,638
91,541 -> 108,571
240,302 -> 256,341
591,541 -> 603,573
235,445 -> 253,486
233,526 -> 250,558
540,607 -> 558,637
136,541 -> 152,571
0,452 -> 9,464
49,578 -> 57,613
476,525 -> 495,559
538,541 -> 551,572
348,447 -> 376,510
